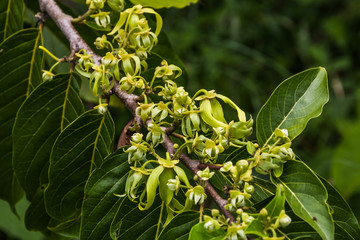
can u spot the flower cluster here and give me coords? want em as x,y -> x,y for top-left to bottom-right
52,2 -> 298,239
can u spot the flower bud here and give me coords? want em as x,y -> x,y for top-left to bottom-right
167,176 -> 180,193
244,183 -> 254,194
131,133 -> 143,144
42,70 -> 55,81
94,103 -> 108,115
211,209 -> 219,217
279,214 -> 292,228
236,160 -> 249,174
259,208 -> 268,217
94,35 -> 107,49
197,167 -> 215,181
220,161 -> 233,172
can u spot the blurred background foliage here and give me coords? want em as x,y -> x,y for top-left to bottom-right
2,0 -> 360,238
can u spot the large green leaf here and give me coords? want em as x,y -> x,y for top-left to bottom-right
273,160 -> 334,240
130,0 -> 198,9
0,28 -> 43,209
0,0 -> 24,41
45,110 -> 114,221
80,149 -> 130,240
158,211 -> 200,240
13,73 -> 84,200
320,176 -> 360,240
256,67 -> 328,147
110,196 -> 162,240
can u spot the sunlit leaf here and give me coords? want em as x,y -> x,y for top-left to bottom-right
320,176 -> 360,240
273,160 -> 334,240
256,67 -> 329,147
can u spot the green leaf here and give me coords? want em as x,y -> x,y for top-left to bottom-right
256,67 -> 329,147
45,109 -> 115,221
24,188 -> 49,231
319,176 -> 360,240
13,73 -> 84,199
188,222 -> 226,240
80,149 -> 130,240
0,28 -> 43,209
130,0 -> 198,9
48,218 -> 80,239
0,0 -> 24,41
110,198 -> 162,240
251,175 -> 275,202
273,160 -> 334,240
158,211 -> 200,240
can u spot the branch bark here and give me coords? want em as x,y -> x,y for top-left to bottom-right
39,0 -> 234,223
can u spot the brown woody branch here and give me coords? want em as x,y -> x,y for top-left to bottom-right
38,0 -> 234,223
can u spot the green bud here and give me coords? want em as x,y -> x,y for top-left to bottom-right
279,214 -> 292,228
259,208 -> 268,217
42,70 -> 55,81
220,161 -> 233,172
236,160 -> 249,174
211,209 -> 219,217
107,0 -> 125,12
94,103 -> 108,115
244,182 -> 254,194
131,133 -> 143,143
94,35 -> 107,49
197,167 -> 215,181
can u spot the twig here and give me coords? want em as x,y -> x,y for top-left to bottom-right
72,9 -> 92,23
38,0 -> 234,223
38,0 -> 101,64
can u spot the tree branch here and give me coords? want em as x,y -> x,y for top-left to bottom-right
39,0 -> 101,64
39,0 -> 234,223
